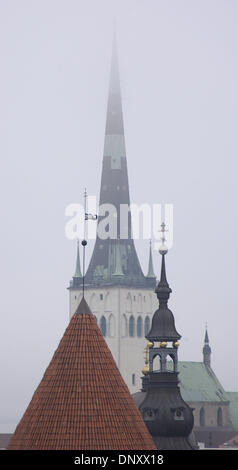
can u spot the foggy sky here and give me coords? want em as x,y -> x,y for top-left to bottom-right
0,0 -> 238,432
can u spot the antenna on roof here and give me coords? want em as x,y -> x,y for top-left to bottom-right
82,188 -> 97,298
81,239 -> 87,298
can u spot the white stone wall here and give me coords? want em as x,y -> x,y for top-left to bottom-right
69,286 -> 158,393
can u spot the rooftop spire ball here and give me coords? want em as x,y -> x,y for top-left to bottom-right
159,222 -> 168,255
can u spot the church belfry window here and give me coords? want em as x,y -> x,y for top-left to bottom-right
144,316 -> 150,336
121,314 -> 128,337
100,316 -> 107,337
137,316 -> 142,337
129,315 -> 135,337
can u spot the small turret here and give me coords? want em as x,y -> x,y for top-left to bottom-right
203,325 -> 211,367
146,240 -> 156,279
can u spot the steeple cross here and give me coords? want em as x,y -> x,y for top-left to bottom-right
159,222 -> 168,243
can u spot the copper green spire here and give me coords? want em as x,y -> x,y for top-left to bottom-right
146,240 -> 156,278
74,240 -> 82,278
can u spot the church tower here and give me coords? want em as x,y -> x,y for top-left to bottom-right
69,35 -> 158,392
137,227 -> 197,449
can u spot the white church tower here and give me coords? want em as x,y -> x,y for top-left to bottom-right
69,35 -> 158,393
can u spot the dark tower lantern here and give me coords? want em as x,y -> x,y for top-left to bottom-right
139,224 -> 197,450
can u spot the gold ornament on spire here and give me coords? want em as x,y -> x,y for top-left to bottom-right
142,342 -> 154,375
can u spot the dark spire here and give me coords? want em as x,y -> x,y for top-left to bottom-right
83,33 -> 155,289
203,325 -> 211,367
147,250 -> 180,342
155,253 -> 172,303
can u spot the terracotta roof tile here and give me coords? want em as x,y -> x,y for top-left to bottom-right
8,300 -> 155,450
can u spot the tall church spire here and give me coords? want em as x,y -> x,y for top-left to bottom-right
84,34 -> 155,288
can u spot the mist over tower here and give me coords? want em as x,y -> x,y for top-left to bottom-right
82,34 -> 155,288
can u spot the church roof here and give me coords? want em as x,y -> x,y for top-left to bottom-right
8,298 -> 155,450
167,362 -> 229,403
133,362 -> 230,406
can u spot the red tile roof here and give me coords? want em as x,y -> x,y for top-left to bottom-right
8,299 -> 156,450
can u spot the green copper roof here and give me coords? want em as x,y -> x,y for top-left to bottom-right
226,392 -> 238,431
167,361 -> 229,403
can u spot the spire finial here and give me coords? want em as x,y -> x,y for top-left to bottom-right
155,223 -> 172,303
159,222 -> 168,255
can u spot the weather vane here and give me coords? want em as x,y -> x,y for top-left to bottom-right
84,188 -> 97,222
159,222 -> 168,255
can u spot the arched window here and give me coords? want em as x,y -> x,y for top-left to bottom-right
153,354 -> 161,372
100,316 -> 107,337
144,316 -> 150,336
217,407 -> 223,427
121,314 -> 128,337
199,407 -> 205,427
108,314 -> 116,337
137,316 -> 143,337
129,315 -> 135,337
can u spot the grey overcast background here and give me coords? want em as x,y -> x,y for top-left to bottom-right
0,0 -> 238,432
